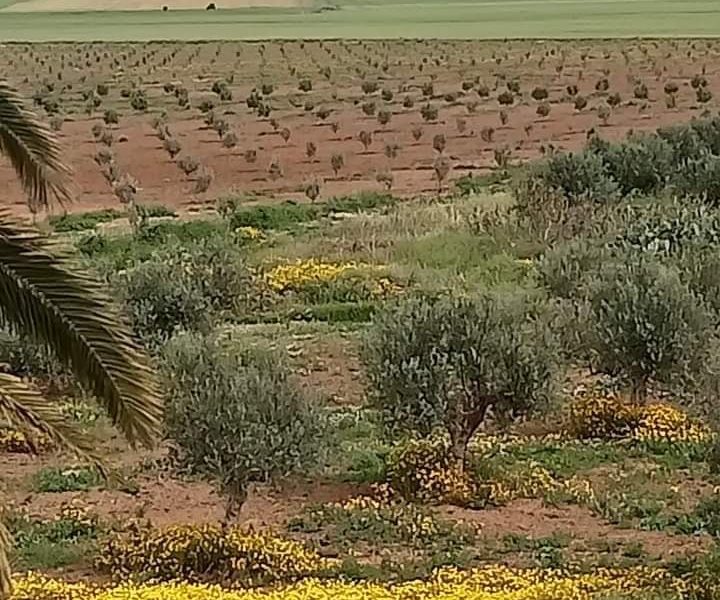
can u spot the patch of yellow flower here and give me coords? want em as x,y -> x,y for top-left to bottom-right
0,427 -> 52,454
96,524 -> 333,586
235,226 -> 265,243
299,494 -> 474,547
385,437 -> 475,505
631,402 -> 711,445
385,436 -> 594,508
11,565 -> 683,600
264,259 -> 399,299
476,462 -> 595,507
568,393 -> 711,445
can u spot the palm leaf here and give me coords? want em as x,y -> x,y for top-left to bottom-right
0,371 -> 105,600
0,373 -> 104,468
0,216 -> 162,447
0,519 -> 10,599
0,81 -> 72,211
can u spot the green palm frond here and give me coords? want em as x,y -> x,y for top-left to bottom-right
0,217 -> 162,447
0,81 -> 72,211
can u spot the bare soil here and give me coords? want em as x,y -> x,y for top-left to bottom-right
0,39 -> 714,220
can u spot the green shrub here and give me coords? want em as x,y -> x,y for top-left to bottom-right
591,134 -> 674,196
0,332 -> 68,384
114,238 -> 256,345
163,334 -> 324,518
586,258 -> 711,402
530,151 -> 619,205
49,209 -> 123,232
537,237 -> 607,300
229,202 -> 320,230
362,293 -> 557,466
288,497 -> 474,550
32,466 -> 102,493
285,301 -> 376,324
7,506 -> 100,569
226,193 -> 396,231
673,152 -> 720,204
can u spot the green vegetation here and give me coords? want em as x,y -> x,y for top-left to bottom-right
2,1 -> 720,42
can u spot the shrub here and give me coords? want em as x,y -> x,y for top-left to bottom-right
102,109 -> 119,125
0,426 -> 52,454
567,393 -> 639,440
537,237 -> 608,300
590,133 -> 674,196
177,155 -> 200,176
32,466 -> 102,493
420,103 -> 438,122
586,259 -> 711,402
536,102 -> 550,119
129,89 -> 148,111
8,504 -> 100,570
385,436 -> 473,504
97,524 -> 331,585
163,335 -> 324,518
540,149 -> 617,204
633,82 -> 649,100
163,137 -> 181,159
497,91 -> 514,106
363,294 -> 556,466
568,393 -> 710,445
531,86 -> 549,101
114,239 -> 255,345
264,259 -> 398,304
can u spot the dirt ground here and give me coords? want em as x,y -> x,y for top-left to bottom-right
0,39 -> 715,220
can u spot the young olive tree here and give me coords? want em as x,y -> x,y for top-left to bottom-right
164,334 -> 324,521
586,258 -> 711,403
362,293 -> 557,468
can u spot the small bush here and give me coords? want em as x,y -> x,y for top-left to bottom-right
531,150 -> 619,205
363,294 -> 556,465
50,209 -> 122,232
385,436 -> 473,504
586,259 -> 711,401
114,238 -> 256,345
97,524 -> 332,585
32,466 -> 102,493
163,335 -> 324,517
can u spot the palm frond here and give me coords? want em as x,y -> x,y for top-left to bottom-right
0,519 -> 11,600
0,216 -> 162,447
0,81 -> 72,211
0,372 -> 104,468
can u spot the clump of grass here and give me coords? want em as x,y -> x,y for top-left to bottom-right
32,466 -> 103,493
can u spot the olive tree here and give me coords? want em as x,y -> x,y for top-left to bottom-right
164,334 -> 324,520
362,293 -> 557,468
586,259 -> 711,403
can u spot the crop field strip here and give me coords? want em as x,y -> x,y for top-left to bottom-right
0,38 -> 717,218
0,0 -> 720,41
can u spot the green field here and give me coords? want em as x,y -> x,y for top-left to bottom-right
1,0 -> 720,41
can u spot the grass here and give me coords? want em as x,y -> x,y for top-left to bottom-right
6,510 -> 100,570
1,0 -> 720,41
32,466 -> 103,493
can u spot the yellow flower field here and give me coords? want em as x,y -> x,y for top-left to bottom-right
12,565 -> 682,600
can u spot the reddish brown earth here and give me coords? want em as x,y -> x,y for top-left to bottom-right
0,39 -> 717,219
